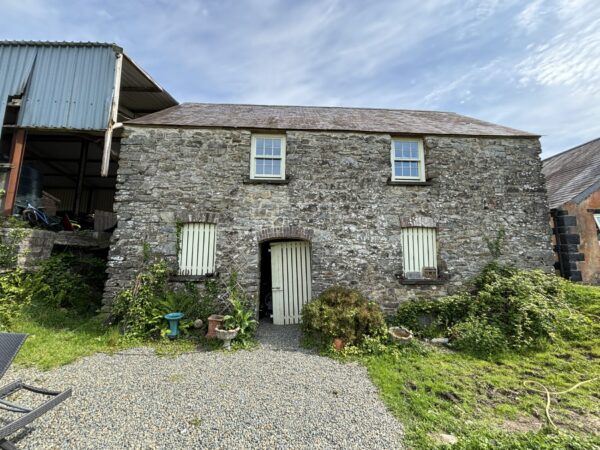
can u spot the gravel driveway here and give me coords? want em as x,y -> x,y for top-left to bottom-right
1,323 -> 403,449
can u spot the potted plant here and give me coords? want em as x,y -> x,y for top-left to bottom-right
333,338 -> 345,351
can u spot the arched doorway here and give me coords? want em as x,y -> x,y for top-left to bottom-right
257,228 -> 313,325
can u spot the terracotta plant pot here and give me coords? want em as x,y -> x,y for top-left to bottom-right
206,315 -> 224,338
333,338 -> 345,351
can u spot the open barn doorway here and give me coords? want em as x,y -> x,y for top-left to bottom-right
259,239 -> 312,325
0,131 -> 119,231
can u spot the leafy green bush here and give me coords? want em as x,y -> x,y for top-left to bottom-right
112,261 -> 171,339
449,315 -> 506,356
0,269 -> 30,330
27,253 -> 106,315
112,262 -> 221,340
394,263 -> 593,355
301,286 -> 386,346
222,274 -> 257,345
0,227 -> 31,328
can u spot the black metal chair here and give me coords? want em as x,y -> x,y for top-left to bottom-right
0,333 -> 71,450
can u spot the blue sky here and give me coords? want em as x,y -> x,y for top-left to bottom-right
1,0 -> 599,158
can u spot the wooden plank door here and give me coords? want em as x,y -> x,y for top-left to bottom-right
270,241 -> 312,325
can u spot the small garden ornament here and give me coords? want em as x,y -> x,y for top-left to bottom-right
389,326 -> 413,344
215,326 -> 240,350
164,312 -> 185,339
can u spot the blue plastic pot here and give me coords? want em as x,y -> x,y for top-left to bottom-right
164,312 -> 185,339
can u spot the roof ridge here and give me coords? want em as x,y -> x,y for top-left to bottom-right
179,101 -> 456,115
0,40 -> 123,53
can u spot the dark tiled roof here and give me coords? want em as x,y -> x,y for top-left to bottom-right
127,102 -> 537,137
542,138 -> 600,209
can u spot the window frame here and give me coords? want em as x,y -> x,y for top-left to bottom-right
250,134 -> 286,180
390,138 -> 426,182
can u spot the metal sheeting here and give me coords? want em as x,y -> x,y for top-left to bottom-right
0,45 -> 37,129
16,45 -> 116,130
1,42 -> 178,136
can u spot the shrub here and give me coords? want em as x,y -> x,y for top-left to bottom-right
222,274 -> 257,345
112,261 -> 171,339
0,269 -> 30,330
0,227 -> 30,329
394,263 -> 592,355
450,315 -> 506,356
27,253 -> 106,315
112,262 -> 222,340
301,286 -> 386,346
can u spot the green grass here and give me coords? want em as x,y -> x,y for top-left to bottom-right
359,283 -> 600,449
11,307 -> 126,370
9,305 -> 209,370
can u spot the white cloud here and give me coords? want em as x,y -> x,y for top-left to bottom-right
0,0 -> 599,156
517,0 -> 547,32
517,1 -> 600,94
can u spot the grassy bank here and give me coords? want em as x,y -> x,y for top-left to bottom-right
363,283 -> 600,449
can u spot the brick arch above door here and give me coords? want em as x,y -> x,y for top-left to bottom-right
257,226 -> 314,243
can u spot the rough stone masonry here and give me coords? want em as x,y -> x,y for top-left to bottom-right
103,126 -> 554,313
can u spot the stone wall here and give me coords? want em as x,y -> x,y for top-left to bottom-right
103,127 -> 554,313
0,228 -> 55,269
0,228 -> 112,270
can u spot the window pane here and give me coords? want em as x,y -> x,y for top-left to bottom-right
264,159 -> 273,175
394,140 -> 419,159
256,159 -> 265,174
272,139 -> 281,156
395,161 -> 419,178
410,162 -> 419,177
272,159 -> 281,175
255,138 -> 265,156
264,139 -> 273,156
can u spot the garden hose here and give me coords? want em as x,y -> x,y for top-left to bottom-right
523,377 -> 600,429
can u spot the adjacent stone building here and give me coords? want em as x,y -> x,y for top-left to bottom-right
103,103 -> 554,320
543,138 -> 600,284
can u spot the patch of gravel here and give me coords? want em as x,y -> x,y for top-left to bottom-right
1,324 -> 403,449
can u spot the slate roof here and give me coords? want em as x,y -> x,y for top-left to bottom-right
127,102 -> 537,137
542,138 -> 600,209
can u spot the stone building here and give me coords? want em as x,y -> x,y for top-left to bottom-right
543,138 -> 600,284
103,103 -> 554,321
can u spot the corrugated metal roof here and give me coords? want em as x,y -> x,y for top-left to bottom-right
0,42 -> 116,131
0,45 -> 38,127
127,102 -> 537,137
542,137 -> 600,208
0,41 -> 177,134
18,45 -> 116,130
